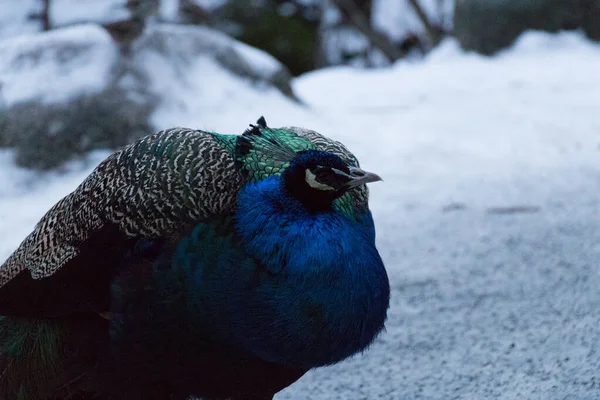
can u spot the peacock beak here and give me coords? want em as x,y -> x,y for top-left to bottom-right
343,166 -> 383,189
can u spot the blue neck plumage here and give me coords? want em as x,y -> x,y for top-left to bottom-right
229,175 -> 389,368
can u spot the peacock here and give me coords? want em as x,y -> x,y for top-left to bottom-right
0,117 -> 390,400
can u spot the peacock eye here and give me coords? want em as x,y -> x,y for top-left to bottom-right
315,169 -> 334,184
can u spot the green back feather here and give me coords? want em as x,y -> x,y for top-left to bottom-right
210,131 -> 237,154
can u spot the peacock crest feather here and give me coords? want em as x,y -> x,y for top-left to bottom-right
235,116 -> 314,180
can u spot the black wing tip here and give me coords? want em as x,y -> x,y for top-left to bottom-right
243,116 -> 268,137
256,116 -> 267,128
243,125 -> 261,137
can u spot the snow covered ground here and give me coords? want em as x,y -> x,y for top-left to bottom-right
1,29 -> 600,399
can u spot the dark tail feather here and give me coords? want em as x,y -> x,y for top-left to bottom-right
0,314 -> 108,400
0,316 -> 67,399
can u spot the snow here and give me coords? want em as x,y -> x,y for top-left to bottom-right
159,0 -> 181,22
0,0 -> 130,40
2,28 -> 600,399
0,0 -> 42,39
231,40 -> 283,77
0,24 -> 118,106
142,48 -> 303,132
50,0 -> 129,26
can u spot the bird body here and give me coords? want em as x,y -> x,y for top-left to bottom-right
232,171 -> 387,368
0,118 -> 389,399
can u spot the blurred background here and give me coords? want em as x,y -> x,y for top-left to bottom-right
1,1 -> 600,399
0,0 -> 599,169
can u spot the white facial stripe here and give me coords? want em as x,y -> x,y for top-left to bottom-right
305,169 -> 335,191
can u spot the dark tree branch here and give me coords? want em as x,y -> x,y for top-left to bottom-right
331,0 -> 401,63
179,0 -> 215,25
41,0 -> 51,31
406,0 -> 443,44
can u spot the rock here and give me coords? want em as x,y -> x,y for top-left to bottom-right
453,0 -> 600,55
2,87 -> 156,170
0,22 -> 298,170
583,0 -> 600,40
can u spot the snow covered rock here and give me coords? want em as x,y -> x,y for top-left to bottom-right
0,22 -> 296,169
131,23 -> 296,99
0,24 -> 142,169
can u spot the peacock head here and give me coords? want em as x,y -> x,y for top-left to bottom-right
282,149 -> 382,212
